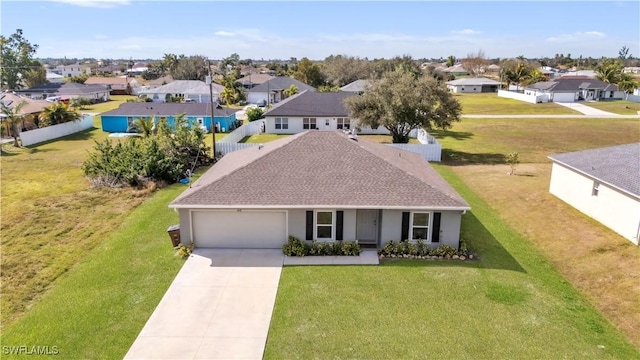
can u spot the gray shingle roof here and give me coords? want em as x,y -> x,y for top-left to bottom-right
170,131 -> 470,209
340,79 -> 371,92
145,80 -> 223,94
526,77 -> 618,92
446,78 -> 501,86
264,91 -> 356,117
548,143 -> 640,198
100,103 -> 238,117
247,76 -> 316,93
15,82 -> 109,95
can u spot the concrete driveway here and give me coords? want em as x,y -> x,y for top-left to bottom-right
125,249 -> 284,360
553,101 -> 618,116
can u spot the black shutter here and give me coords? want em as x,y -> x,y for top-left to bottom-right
431,212 -> 441,243
336,211 -> 344,240
401,212 -> 410,241
306,211 -> 313,240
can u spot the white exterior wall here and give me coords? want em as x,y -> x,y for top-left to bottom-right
265,116 -> 390,135
248,92 -> 268,105
380,210 -> 403,243
287,209 -> 307,241
549,163 -> 640,245
447,84 -> 482,93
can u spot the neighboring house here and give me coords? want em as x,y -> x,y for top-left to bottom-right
169,131 -> 470,249
52,64 -> 92,78
46,72 -> 65,84
548,143 -> 640,245
235,73 -> 274,89
247,76 -> 316,105
84,76 -> 138,95
623,67 -> 640,74
14,83 -> 110,103
96,64 -> 123,76
486,64 -> 501,72
340,79 -> 371,94
443,64 -> 469,76
126,62 -> 149,76
446,78 -> 501,93
140,80 -> 223,103
540,66 -> 559,79
524,76 -> 625,102
263,91 -> 388,135
99,102 -> 239,133
0,92 -> 51,134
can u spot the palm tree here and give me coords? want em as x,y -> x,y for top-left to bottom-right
595,59 -> 623,84
38,102 -> 81,127
0,100 -> 27,147
220,87 -> 236,105
283,84 -> 298,98
128,116 -> 156,137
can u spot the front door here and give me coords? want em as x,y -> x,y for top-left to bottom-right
356,209 -> 378,244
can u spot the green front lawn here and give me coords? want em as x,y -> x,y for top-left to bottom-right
581,100 -> 640,115
455,93 -> 579,115
1,183 -> 186,359
264,166 -> 639,359
240,133 -> 291,143
82,95 -> 137,113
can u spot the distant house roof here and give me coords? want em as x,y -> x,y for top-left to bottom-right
247,76 -> 316,93
15,82 -> 109,96
169,131 -> 470,209
147,75 -> 174,86
340,79 -> 371,92
85,77 -> 132,86
46,72 -> 64,80
525,77 -> 618,92
444,64 -> 468,73
487,64 -> 501,71
235,74 -> 274,87
264,91 -> 356,117
0,92 -> 50,115
100,102 -> 238,117
145,80 -> 224,94
446,78 -> 501,86
548,143 -> 640,198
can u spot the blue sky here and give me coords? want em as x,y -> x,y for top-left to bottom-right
2,1 -> 638,60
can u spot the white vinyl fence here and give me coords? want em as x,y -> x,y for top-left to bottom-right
498,90 -> 549,104
217,120 -> 264,144
626,94 -> 640,103
388,143 -> 442,162
20,115 -> 94,146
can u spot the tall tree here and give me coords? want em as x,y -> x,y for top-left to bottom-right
446,55 -> 456,67
462,50 -> 490,76
618,45 -> 631,60
0,29 -> 40,90
162,53 -> 179,75
595,58 -> 624,84
322,55 -> 372,87
21,64 -> 47,88
345,70 -> 461,143
0,100 -> 27,146
293,58 -> 325,87
171,55 -> 208,81
38,102 -> 81,127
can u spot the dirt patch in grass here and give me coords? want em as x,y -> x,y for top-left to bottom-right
450,163 -> 640,348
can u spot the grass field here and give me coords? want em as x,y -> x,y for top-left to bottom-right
239,133 -> 290,143
265,166 -> 639,359
582,100 -> 640,115
432,117 -> 640,349
454,93 -> 580,115
82,95 -> 137,113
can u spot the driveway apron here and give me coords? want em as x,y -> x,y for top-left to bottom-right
125,249 -> 284,360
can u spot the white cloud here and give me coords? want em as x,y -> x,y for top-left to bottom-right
452,29 -> 482,35
214,31 -> 235,37
546,31 -> 606,42
49,0 -> 131,9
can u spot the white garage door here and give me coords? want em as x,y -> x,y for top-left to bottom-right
191,210 -> 287,248
553,92 -> 576,102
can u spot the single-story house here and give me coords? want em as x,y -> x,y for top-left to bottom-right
548,143 -> 640,245
263,91 -> 388,135
235,73 -> 274,89
524,76 -> 625,102
446,78 -> 501,93
340,79 -> 371,94
84,76 -> 138,95
443,64 -> 469,76
100,102 -> 239,133
139,80 -> 223,103
169,130 -> 470,249
623,67 -> 640,74
247,76 -> 316,105
0,92 -> 51,134
14,83 -> 110,103
46,72 -> 65,84
126,62 -> 149,76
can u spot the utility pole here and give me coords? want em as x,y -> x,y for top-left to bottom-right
206,59 -> 216,157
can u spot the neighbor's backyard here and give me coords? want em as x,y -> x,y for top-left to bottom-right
455,93 -> 581,115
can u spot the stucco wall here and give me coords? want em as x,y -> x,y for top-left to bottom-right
264,116 -> 391,135
549,163 -> 640,245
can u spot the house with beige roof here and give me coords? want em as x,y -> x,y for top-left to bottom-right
169,131 -> 470,249
84,76 -> 139,95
